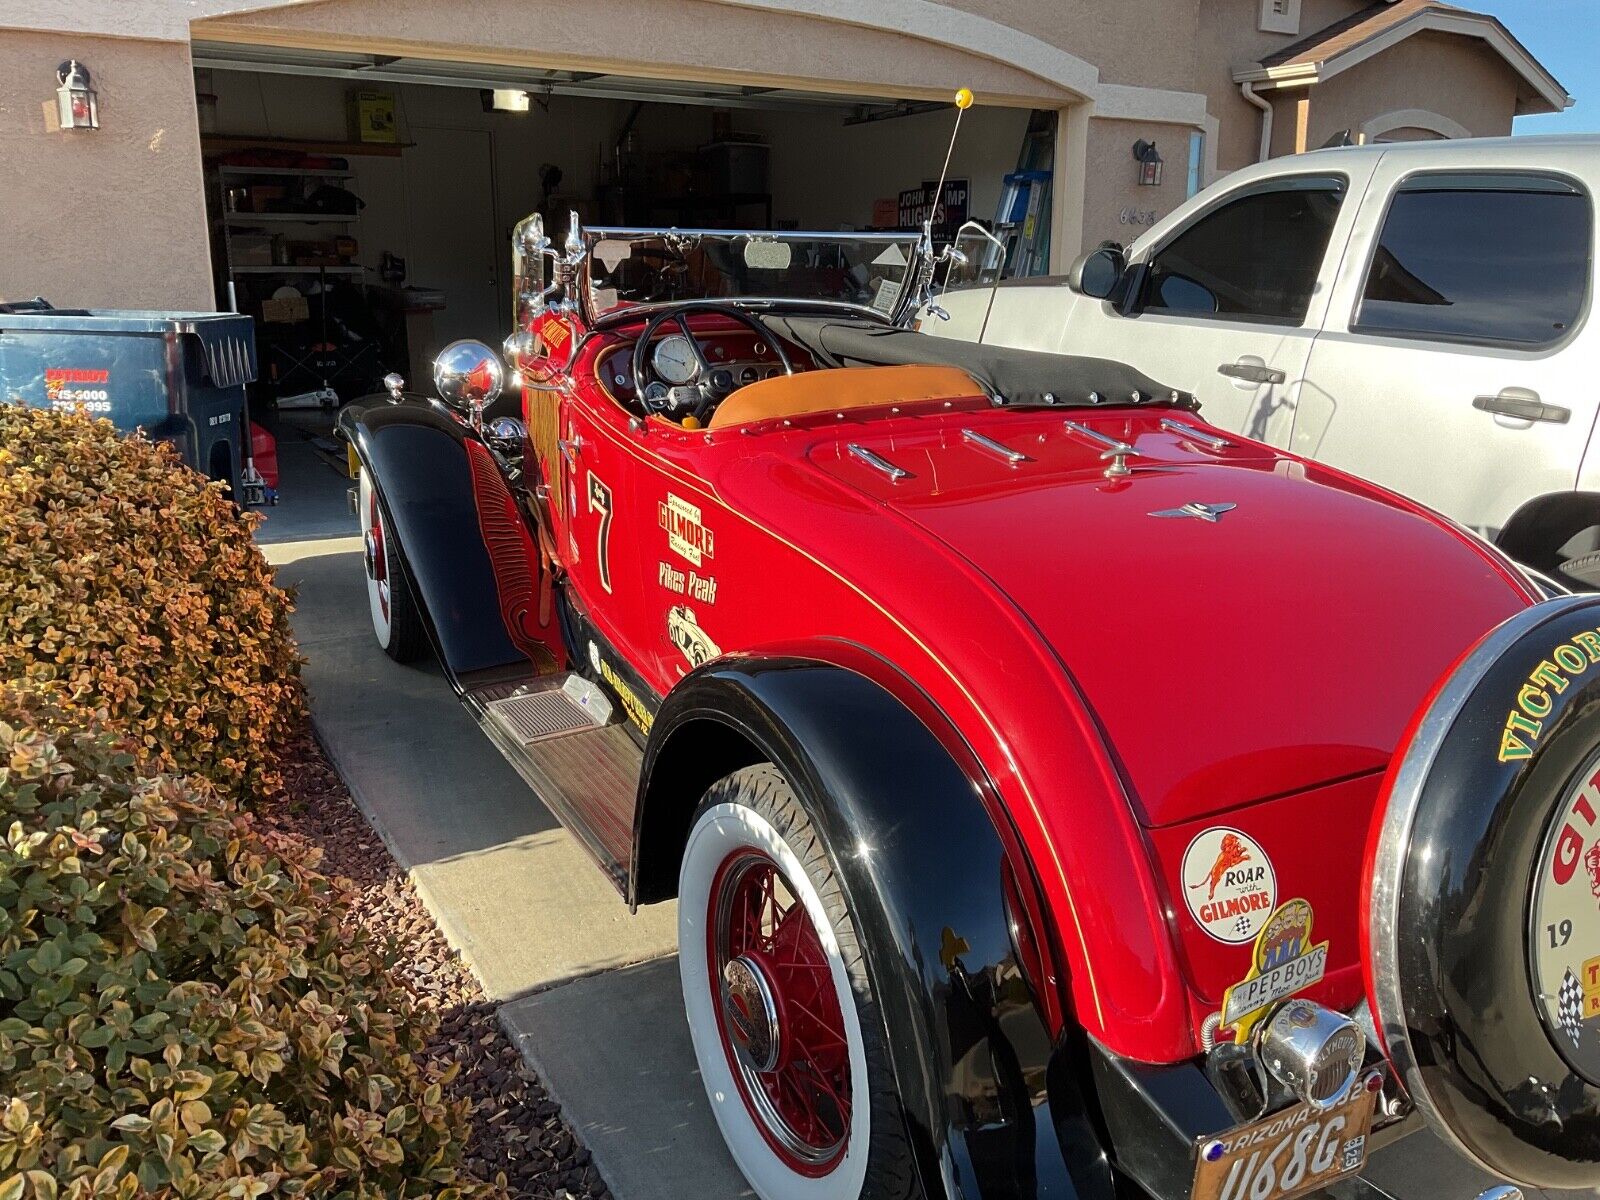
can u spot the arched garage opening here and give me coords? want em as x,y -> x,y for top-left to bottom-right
190,0 -> 1090,402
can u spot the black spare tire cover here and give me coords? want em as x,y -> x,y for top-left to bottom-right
1368,594 -> 1600,1188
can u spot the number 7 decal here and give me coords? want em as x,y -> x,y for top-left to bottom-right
587,472 -> 614,593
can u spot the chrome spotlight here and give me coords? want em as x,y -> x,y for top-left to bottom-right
1257,1000 -> 1366,1109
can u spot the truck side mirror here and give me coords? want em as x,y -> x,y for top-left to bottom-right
1067,247 -> 1126,300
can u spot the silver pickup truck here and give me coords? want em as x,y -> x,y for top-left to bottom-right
925,134 -> 1599,588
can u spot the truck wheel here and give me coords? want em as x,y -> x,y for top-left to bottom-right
1367,595 -> 1600,1189
358,468 -> 427,663
678,764 -> 913,1200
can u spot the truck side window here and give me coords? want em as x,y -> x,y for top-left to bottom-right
1137,176 -> 1347,325
1354,173 -> 1591,347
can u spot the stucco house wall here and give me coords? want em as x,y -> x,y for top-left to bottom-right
1083,117 -> 1193,251
0,0 -> 1561,311
192,0 -> 1083,107
1312,30 -> 1519,144
0,30 -> 212,310
1263,30 -> 1519,156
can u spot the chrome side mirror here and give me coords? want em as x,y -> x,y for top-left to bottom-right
1068,246 -> 1127,300
433,340 -> 504,430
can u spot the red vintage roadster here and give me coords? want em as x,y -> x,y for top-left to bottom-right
341,212 -> 1600,1200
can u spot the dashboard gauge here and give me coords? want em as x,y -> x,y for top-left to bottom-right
653,335 -> 700,385
739,366 -> 760,386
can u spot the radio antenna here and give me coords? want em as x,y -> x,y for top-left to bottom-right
924,87 -> 974,247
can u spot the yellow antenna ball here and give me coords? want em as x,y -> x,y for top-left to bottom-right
955,88 -> 974,110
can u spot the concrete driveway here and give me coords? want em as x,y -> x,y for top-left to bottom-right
262,428 -> 748,1200
261,434 -> 1536,1200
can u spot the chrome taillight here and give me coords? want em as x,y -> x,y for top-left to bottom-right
1257,1000 -> 1366,1109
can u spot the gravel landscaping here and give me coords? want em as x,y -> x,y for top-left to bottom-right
256,724 -> 612,1200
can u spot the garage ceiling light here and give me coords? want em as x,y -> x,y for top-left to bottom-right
490,88 -> 531,113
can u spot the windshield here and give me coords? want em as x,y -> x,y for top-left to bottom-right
580,228 -> 924,324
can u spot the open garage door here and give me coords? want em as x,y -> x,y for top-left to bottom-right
191,40 -> 1046,406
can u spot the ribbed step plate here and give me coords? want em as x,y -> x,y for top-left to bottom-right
487,689 -> 594,744
483,674 -> 612,746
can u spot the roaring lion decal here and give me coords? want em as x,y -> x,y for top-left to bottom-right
1189,832 -> 1250,901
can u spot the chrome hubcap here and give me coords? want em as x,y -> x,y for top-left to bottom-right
722,954 -> 782,1074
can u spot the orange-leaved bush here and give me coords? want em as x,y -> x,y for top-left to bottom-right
0,687 -> 496,1199
0,406 -> 303,797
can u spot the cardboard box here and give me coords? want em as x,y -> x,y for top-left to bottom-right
261,296 -> 310,324
231,234 -> 277,267
351,90 -> 398,144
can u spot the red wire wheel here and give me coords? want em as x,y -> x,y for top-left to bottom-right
708,850 -> 852,1176
365,483 -> 390,621
357,468 -> 426,663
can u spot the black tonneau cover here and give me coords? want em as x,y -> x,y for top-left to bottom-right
766,316 -> 1196,410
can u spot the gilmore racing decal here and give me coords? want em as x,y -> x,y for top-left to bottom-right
1499,627 -> 1600,762
1530,750 -> 1600,1074
44,367 -> 110,412
1181,827 -> 1276,945
659,493 -> 715,567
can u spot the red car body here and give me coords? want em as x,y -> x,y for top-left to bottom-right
534,307 -> 1535,1065
343,221 -> 1600,1200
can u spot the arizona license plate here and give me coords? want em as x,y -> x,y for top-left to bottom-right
1191,1087 -> 1377,1200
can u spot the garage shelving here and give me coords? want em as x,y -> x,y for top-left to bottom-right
215,165 -> 356,180
230,264 -> 364,275
207,154 -> 380,409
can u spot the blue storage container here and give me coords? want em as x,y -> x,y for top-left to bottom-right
0,305 -> 256,499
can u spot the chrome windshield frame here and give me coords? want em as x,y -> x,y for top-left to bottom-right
586,295 -> 897,333
578,226 -> 930,328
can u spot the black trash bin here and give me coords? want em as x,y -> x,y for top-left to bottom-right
0,302 -> 256,499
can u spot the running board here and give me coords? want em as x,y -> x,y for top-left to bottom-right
464,673 -> 642,889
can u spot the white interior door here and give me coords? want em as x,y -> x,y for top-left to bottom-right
403,127 -> 501,357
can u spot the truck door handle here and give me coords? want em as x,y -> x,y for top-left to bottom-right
1473,388 -> 1569,424
1217,361 -> 1286,386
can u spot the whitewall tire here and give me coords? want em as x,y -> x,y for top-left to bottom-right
358,468 -> 427,663
678,764 -> 913,1200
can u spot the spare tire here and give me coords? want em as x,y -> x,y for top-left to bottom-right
1366,594 -> 1600,1188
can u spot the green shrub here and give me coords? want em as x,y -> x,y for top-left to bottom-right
0,407 -> 303,798
0,688 -> 493,1199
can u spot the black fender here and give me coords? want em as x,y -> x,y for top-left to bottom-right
338,397 -> 550,685
634,655 -> 1115,1200
1367,594 -> 1600,1188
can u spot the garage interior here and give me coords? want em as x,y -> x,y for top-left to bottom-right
193,43 -> 1054,414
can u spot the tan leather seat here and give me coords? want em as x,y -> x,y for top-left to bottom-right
707,364 -> 984,430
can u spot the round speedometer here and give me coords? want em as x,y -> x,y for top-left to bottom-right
652,335 -> 700,385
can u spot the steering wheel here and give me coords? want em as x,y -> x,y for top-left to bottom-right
630,304 -> 794,424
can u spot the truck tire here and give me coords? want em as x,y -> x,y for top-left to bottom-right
677,764 -> 915,1200
358,468 -> 428,663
